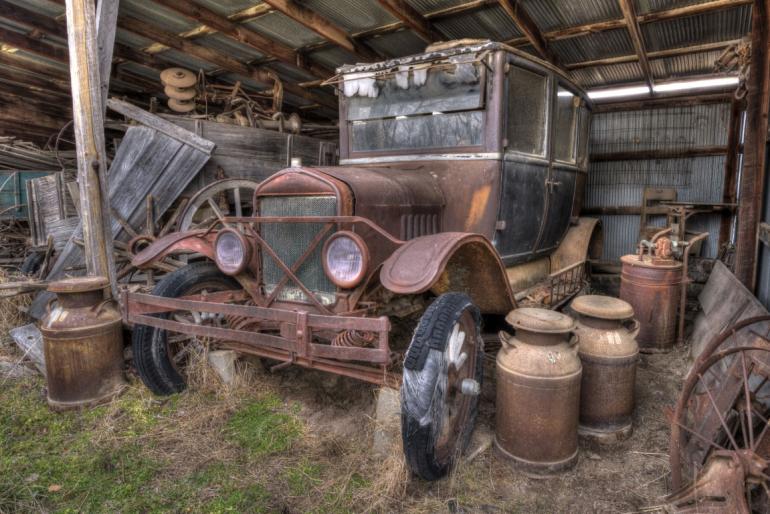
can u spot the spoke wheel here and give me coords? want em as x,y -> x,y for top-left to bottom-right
670,344 -> 770,512
132,262 -> 239,395
178,179 -> 259,231
401,293 -> 483,481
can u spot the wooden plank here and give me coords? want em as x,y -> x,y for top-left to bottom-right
734,0 -> 770,290
618,0 -> 654,89
590,146 -> 728,162
498,0 -> 562,67
65,0 -> 116,290
107,99 -> 216,155
96,0 -> 119,113
377,0 -> 440,43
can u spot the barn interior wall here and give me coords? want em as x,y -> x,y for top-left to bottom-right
585,102 -> 731,262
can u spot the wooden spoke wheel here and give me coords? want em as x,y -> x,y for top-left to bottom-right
178,178 -> 259,231
670,344 -> 770,512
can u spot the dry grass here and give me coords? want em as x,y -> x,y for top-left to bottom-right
0,268 -> 30,348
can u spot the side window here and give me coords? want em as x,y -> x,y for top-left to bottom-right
507,65 -> 548,157
553,85 -> 579,163
577,105 -> 590,165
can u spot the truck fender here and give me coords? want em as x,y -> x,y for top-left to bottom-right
131,230 -> 216,269
380,232 -> 516,314
549,217 -> 603,272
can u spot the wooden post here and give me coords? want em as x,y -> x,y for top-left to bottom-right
65,0 -> 116,289
96,0 -> 119,113
719,97 -> 744,247
734,0 -> 770,290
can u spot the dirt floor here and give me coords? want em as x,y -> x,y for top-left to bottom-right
0,308 -> 691,514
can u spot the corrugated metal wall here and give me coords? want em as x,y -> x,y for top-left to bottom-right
586,103 -> 731,261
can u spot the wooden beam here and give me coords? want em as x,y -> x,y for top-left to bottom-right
719,97 -> 744,245
150,0 -> 332,79
96,0 -> 119,112
590,146 -> 728,162
617,0 -> 654,89
377,0 -> 441,43
261,0 -> 379,61
566,40 -> 742,70
734,0 -> 770,290
116,15 -> 337,109
65,0 -> 116,287
497,0 -> 562,67
0,27 -> 68,63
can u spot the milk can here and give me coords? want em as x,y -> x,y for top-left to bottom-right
40,277 -> 126,410
570,295 -> 639,442
495,308 -> 581,474
620,253 -> 682,352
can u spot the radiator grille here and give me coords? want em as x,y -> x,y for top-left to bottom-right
259,195 -> 337,305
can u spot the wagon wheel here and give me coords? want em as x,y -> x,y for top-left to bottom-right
177,179 -> 259,231
669,344 -> 770,512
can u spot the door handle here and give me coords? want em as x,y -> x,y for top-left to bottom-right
545,179 -> 562,193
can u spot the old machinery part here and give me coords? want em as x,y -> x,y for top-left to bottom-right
132,262 -> 239,395
669,341 -> 770,513
160,67 -> 197,89
620,240 -> 683,353
40,276 -> 126,410
164,85 -> 196,101
322,231 -> 370,289
401,293 -> 483,481
178,179 -> 260,231
331,329 -> 377,347
495,308 -> 581,474
214,228 -> 252,276
571,295 -> 639,443
168,98 -> 196,113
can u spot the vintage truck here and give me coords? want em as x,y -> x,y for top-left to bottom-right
125,40 -> 600,480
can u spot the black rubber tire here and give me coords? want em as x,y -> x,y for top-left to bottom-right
20,252 -> 45,276
401,292 -> 484,481
132,262 -> 238,395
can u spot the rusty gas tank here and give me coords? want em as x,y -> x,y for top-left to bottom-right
40,277 -> 126,410
495,308 -> 581,474
619,250 -> 682,353
571,295 -> 639,443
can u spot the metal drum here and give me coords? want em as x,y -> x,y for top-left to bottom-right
495,308 -> 581,474
571,295 -> 639,443
40,277 -> 126,410
619,254 -> 682,353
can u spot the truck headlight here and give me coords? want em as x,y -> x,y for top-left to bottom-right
214,229 -> 251,275
322,231 -> 369,288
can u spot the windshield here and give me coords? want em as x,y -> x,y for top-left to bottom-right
343,60 -> 486,154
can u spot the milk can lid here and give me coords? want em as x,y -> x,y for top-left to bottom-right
505,307 -> 575,334
571,294 -> 634,320
48,276 -> 110,294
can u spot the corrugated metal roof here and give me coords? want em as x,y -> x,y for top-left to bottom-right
641,5 -> 751,52
634,0 -> 719,16
571,62 -> 645,88
302,0 -> 397,32
194,0 -> 262,17
551,28 -> 634,64
650,49 -> 725,80
406,0 -> 470,15
432,4 -> 523,41
521,0 -> 622,32
196,33 -> 265,63
364,29 -> 427,58
243,11 -> 324,49
120,0 -> 199,34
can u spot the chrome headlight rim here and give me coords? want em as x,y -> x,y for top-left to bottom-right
322,231 -> 369,289
214,228 -> 251,276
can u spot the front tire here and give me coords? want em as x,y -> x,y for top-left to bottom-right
132,262 -> 238,395
401,293 -> 484,481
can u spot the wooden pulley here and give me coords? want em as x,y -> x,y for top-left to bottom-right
160,67 -> 196,89
167,98 -> 196,113
164,85 -> 196,101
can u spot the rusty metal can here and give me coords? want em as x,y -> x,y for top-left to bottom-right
571,295 -> 639,443
495,308 -> 581,474
619,254 -> 682,353
40,277 -> 126,410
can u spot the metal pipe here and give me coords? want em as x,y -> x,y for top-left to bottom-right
677,232 -> 709,345
650,226 -> 673,243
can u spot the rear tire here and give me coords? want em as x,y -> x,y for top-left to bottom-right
401,293 -> 484,481
132,262 -> 238,395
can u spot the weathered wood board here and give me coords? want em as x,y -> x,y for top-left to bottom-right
29,103 -> 215,319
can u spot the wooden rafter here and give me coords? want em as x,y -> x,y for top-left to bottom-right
376,0 -> 441,43
261,0 -> 379,61
617,0 -> 654,89
497,0 -> 562,68
150,0 -> 333,79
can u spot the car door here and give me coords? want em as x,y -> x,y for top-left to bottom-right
495,63 -> 551,265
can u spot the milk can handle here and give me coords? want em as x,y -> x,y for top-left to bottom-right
498,330 -> 515,348
568,333 -> 580,347
45,297 -> 57,315
91,298 -> 114,316
623,318 -> 641,338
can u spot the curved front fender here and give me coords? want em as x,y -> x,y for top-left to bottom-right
131,230 -> 216,269
380,232 -> 515,314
